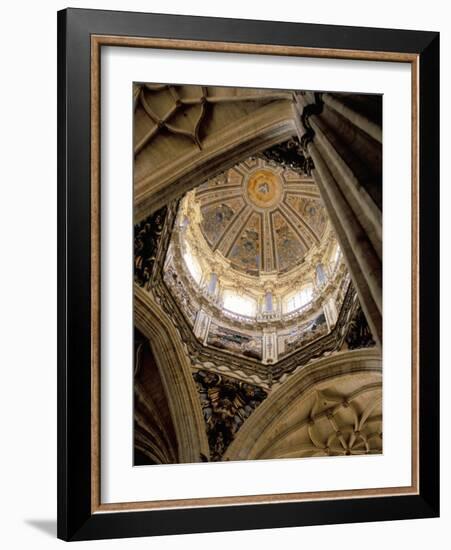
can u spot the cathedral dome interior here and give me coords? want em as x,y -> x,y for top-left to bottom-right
195,158 -> 327,276
161,156 -> 348,366
133,84 -> 382,464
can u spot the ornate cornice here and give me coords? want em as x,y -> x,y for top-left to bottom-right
179,190 -> 337,298
151,259 -> 364,388
173,217 -> 347,323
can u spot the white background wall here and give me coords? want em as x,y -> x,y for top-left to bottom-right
0,0 -> 448,547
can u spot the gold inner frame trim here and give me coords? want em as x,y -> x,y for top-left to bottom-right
90,34 -> 420,514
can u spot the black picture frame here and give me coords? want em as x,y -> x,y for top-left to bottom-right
57,7 -> 439,541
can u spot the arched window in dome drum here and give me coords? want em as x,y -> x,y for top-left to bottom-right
331,244 -> 341,266
284,286 -> 313,313
207,272 -> 218,294
316,263 -> 327,287
182,245 -> 202,285
222,290 -> 257,317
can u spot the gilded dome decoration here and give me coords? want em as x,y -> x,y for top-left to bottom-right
195,158 -> 328,277
246,169 -> 283,209
159,155 -> 350,367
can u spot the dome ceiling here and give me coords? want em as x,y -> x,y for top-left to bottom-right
195,158 -> 327,276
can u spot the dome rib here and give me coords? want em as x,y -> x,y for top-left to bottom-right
196,157 -> 328,278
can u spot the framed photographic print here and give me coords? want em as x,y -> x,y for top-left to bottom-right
57,8 -> 439,541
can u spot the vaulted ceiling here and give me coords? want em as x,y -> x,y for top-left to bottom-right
196,157 -> 328,276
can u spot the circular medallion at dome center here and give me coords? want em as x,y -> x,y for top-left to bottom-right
246,169 -> 283,209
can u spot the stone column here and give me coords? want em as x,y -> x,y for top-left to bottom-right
294,92 -> 382,346
308,114 -> 382,259
322,92 -> 382,144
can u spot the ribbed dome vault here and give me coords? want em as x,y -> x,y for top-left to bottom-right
196,157 -> 327,276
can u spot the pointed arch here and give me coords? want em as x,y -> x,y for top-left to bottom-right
134,284 -> 210,462
224,349 -> 381,461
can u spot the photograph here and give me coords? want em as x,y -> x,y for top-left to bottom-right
133,84 -> 383,465
0,0 -> 445,546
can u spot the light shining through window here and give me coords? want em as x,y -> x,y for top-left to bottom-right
223,291 -> 257,317
284,286 -> 313,313
332,245 -> 341,265
183,247 -> 202,284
